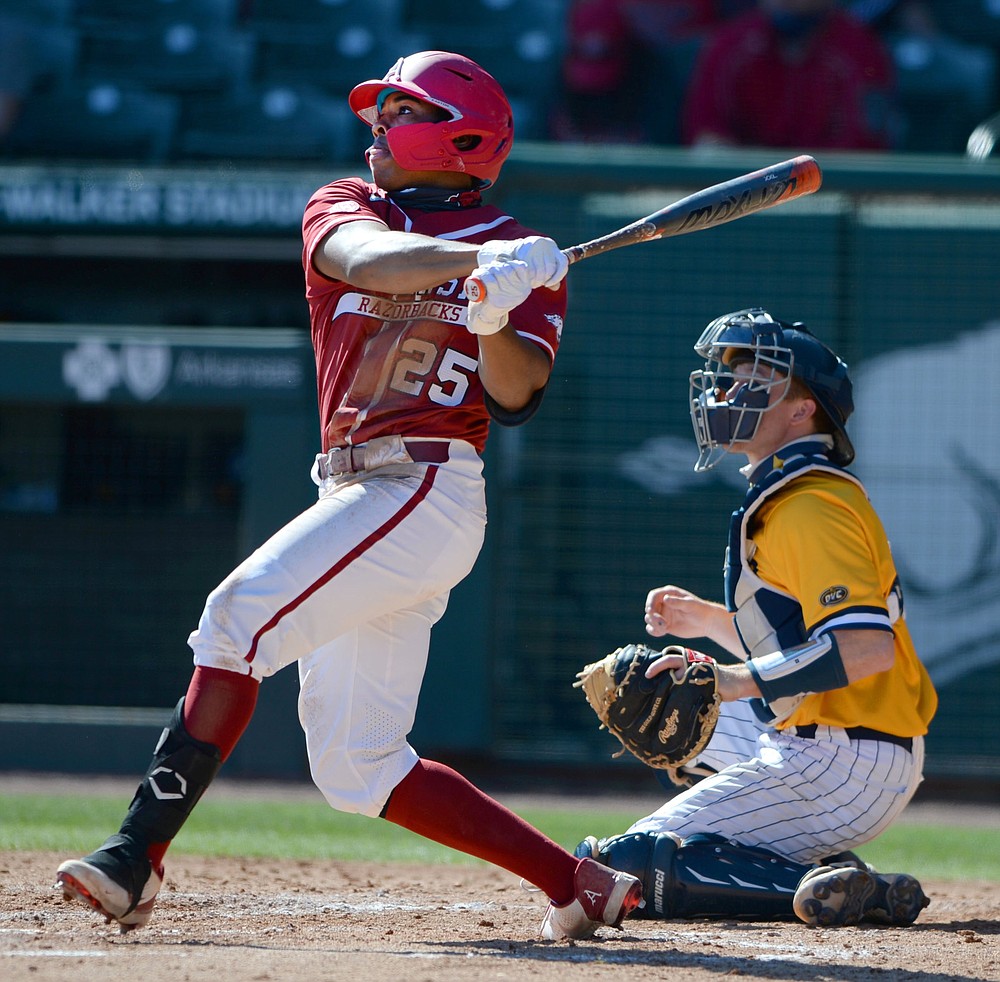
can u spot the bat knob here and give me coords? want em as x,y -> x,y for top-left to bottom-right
466,277 -> 485,303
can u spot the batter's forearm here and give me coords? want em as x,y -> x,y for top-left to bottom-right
477,328 -> 550,412
318,228 -> 479,293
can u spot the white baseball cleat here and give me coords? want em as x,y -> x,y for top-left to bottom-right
539,858 -> 644,941
793,865 -> 929,927
56,844 -> 163,932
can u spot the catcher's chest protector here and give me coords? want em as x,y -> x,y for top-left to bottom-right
724,449 -> 876,724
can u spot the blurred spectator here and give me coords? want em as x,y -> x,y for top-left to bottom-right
681,0 -> 899,150
549,0 -> 643,143
0,13 -> 41,139
550,1 -> 749,144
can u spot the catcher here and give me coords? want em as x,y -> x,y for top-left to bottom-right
573,308 -> 937,928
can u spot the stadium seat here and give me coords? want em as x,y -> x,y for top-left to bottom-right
244,0 -> 404,42
0,82 -> 180,163
78,22 -> 255,95
0,16 -> 81,97
401,0 -> 565,41
398,0 -> 567,141
929,0 -> 1000,50
73,0 -> 240,37
2,0 -> 75,26
174,84 -> 360,163
888,31 -> 998,152
253,30 -> 399,97
452,33 -> 564,140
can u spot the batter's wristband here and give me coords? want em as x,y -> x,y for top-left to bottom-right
747,633 -> 848,703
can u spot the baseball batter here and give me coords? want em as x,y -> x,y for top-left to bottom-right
576,308 -> 938,927
55,50 -> 642,942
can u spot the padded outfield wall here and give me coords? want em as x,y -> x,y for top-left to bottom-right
0,147 -> 997,785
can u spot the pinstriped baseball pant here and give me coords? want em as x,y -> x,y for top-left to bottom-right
629,701 -> 925,864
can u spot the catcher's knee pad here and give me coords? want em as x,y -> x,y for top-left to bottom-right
599,831 -> 810,920
121,698 -> 223,846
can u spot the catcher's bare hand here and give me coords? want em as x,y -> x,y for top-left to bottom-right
644,584 -> 715,638
645,652 -> 757,702
643,648 -> 691,681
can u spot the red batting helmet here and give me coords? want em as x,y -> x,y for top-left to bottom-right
349,50 -> 514,187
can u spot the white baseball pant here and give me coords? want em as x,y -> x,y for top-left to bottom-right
188,437 -> 487,817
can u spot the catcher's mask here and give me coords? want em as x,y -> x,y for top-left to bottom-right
349,50 -> 514,188
689,307 -> 855,471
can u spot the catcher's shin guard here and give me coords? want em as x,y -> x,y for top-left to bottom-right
119,697 -> 224,847
595,831 -> 809,920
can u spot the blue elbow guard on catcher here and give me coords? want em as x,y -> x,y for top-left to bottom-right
747,633 -> 848,703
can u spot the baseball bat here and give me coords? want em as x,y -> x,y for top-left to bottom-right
465,155 -> 822,303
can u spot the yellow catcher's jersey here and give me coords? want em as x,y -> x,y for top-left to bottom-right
742,465 -> 936,736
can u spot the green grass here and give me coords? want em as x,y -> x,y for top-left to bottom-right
2,791 -> 996,882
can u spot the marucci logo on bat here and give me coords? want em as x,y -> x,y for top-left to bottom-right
674,178 -> 799,234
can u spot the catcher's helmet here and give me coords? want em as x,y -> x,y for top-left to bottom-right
689,307 -> 855,471
349,50 -> 514,188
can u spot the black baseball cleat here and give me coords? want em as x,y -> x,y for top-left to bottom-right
793,865 -> 930,927
55,835 -> 163,932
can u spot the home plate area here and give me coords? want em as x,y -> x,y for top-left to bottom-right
2,852 -> 997,982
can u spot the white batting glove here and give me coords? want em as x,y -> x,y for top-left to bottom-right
476,235 -> 568,289
466,260 -> 533,336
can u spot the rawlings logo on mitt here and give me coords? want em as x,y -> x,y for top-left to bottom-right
574,643 -> 721,776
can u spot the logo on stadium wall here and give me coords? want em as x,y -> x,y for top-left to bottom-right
121,343 -> 172,400
851,321 -> 1000,688
62,338 -> 121,401
62,338 -> 171,401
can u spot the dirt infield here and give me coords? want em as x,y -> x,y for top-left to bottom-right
1,777 -> 998,981
0,850 -> 996,982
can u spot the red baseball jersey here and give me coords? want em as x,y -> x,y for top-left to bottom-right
302,178 -> 566,454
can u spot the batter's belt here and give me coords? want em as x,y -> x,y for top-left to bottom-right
792,724 -> 913,752
313,436 -> 451,481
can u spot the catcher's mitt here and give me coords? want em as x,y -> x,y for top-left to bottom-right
574,643 -> 721,775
